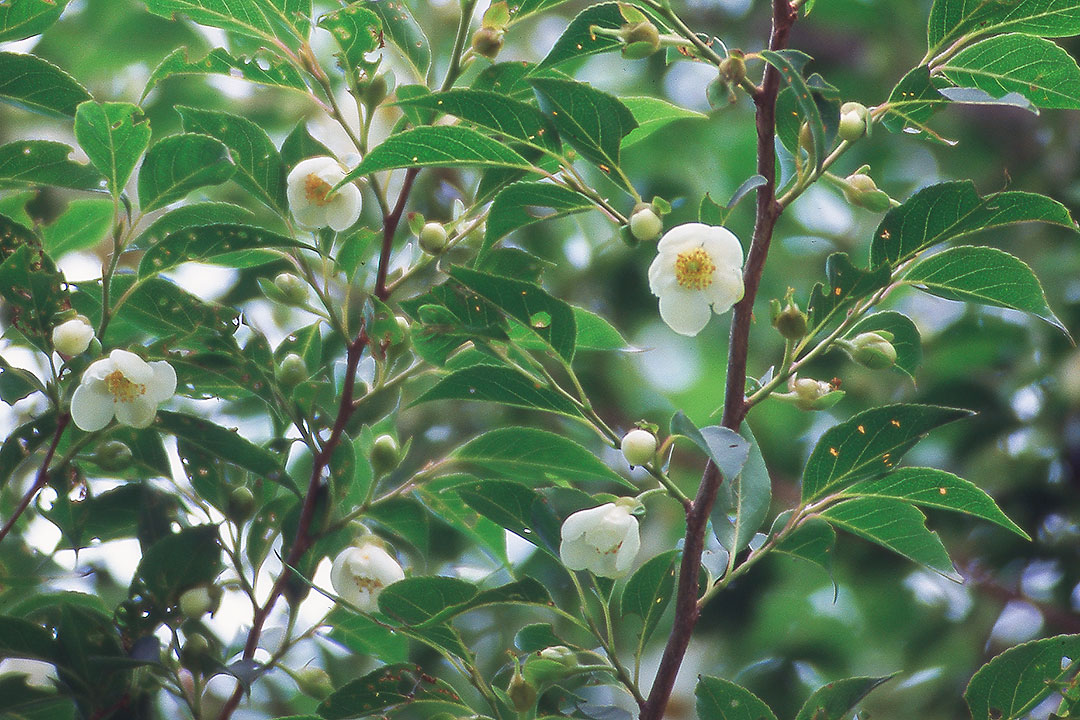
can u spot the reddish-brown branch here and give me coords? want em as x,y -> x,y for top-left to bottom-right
640,3 -> 797,718
374,168 -> 420,301
0,412 -> 70,545
217,328 -> 369,720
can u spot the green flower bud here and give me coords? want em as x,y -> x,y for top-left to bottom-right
295,667 -> 335,699
538,645 -> 577,667
179,632 -> 212,671
179,586 -> 218,619
471,27 -> 504,59
783,376 -> 845,411
93,440 -> 133,472
508,662 -> 538,712
621,428 -> 657,467
227,486 -> 256,522
277,353 -> 308,387
273,272 -> 309,305
770,294 -> 808,341
849,331 -> 897,369
362,74 -> 388,109
419,222 -> 449,255
838,101 -> 870,142
370,434 -> 401,477
841,170 -> 893,212
629,205 -> 663,242
619,21 -> 660,59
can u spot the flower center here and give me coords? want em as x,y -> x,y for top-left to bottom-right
674,248 -> 716,290
105,370 -> 146,404
304,173 -> 335,207
351,575 -> 384,593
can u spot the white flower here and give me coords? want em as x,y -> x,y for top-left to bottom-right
52,316 -> 95,356
286,156 -> 362,232
70,349 -> 176,432
647,223 -> 744,336
330,542 -> 404,612
559,501 -> 641,578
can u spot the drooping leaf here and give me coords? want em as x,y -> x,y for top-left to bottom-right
155,411 -> 291,489
317,3 -> 381,75
929,0 -> 1080,55
964,634 -> 1080,720
621,549 -> 677,650
452,427 -> 631,487
802,404 -> 973,501
364,0 -> 430,80
845,311 -> 922,381
137,133 -> 235,212
142,46 -> 309,99
139,224 -> 302,277
480,180 -> 595,259
456,479 -> 561,555
807,252 -> 891,330
0,51 -> 90,118
793,675 -> 894,720
0,140 -> 105,192
904,245 -> 1068,335
821,497 -> 959,579
0,0 -> 71,43
41,198 -> 114,258
621,96 -> 707,148
879,66 -> 955,145
712,424 -> 771,555
695,675 -> 779,720
671,411 -> 751,480
376,576 -> 477,625
413,366 -> 583,419
74,101 -> 152,196
762,49 -> 826,168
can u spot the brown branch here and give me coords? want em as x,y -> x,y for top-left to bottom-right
0,412 -> 70,545
217,328 -> 369,720
640,3 -> 798,718
374,168 -> 420,301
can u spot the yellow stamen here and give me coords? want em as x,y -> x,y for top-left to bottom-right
350,576 -> 384,593
304,174 -> 335,207
105,371 -> 146,404
674,248 -> 716,290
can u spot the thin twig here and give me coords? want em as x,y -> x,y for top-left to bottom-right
0,413 -> 70,545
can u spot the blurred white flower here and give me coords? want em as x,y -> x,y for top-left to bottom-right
51,316 -> 95,356
330,542 -> 404,612
647,223 -> 744,336
70,349 -> 176,431
559,501 -> 641,578
286,156 -> 362,231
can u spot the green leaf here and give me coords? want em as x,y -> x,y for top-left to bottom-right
317,664 -> 462,720
137,133 -> 235,212
530,77 -> 637,181
939,33 -> 1080,110
420,478 -> 508,564
340,126 -> 534,184
0,245 -> 68,342
904,245 -> 1068,335
130,525 -> 222,605
807,252 -> 891,330
773,515 -> 836,571
480,180 -> 594,259
620,96 -> 706,148
509,0 -> 575,23
537,2 -> 660,70
964,634 -> 1080,720
365,0 -> 430,80
0,0 -> 70,43
712,424 -> 771,555
0,365 -> 42,404
845,312 -> 922,381
841,467 -> 1028,538
176,105 -> 287,213
802,404 -> 973,501
366,497 -> 429,552
394,89 -> 559,152
929,0 -> 1080,55
143,46 -> 309,99
452,427 -> 631,487
621,549 -> 677,650
761,49 -> 825,169
326,610 -> 409,662
317,3 -> 381,74
42,198 -> 114,258
141,0 -> 309,46
155,411 -> 291,489
74,101 -> 152,197
695,676 -> 779,720
139,224 -> 301,277
376,576 -> 477,625
0,616 -> 56,661
456,479 -> 561,555
670,411 -> 750,479
0,140 -> 105,191
821,497 -> 958,579
0,414 -> 56,489
793,675 -> 894,720
880,66 -> 955,145
448,266 -> 576,362
421,577 -> 554,627
508,305 -> 630,352
869,181 -> 1076,267
132,201 -> 256,248
0,51 -> 90,118
413,366 -> 584,419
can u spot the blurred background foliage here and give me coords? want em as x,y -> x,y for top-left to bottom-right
3,1 -> 1080,718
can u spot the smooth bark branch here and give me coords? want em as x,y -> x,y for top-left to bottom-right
640,3 -> 797,718
0,413 -> 70,544
375,168 -> 420,301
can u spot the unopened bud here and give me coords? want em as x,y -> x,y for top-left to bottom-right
295,667 -> 334,699
419,222 -> 449,255
471,27 -> 504,59
180,632 -> 211,671
784,376 -> 844,412
277,353 -> 308,387
362,74 -> 388,109
52,315 -> 95,356
841,171 -> 892,212
538,645 -> 577,666
370,434 -> 401,476
179,586 -> 218,619
93,440 -> 133,472
227,486 -> 256,522
719,52 -> 746,87
629,204 -> 663,242
849,331 -> 897,369
273,273 -> 309,305
798,122 -> 814,155
621,428 -> 657,467
508,662 -> 538,712
619,21 -> 660,59
770,295 -> 808,341
838,101 -> 870,142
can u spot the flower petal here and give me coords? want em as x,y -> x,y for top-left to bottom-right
559,537 -> 594,571
109,349 -> 153,384
657,223 -> 709,254
82,356 -> 116,382
613,518 -> 641,576
708,268 -> 745,315
647,252 -> 679,296
659,287 -> 712,336
148,361 -> 177,403
115,397 -> 158,428
561,504 -> 610,542
71,383 -> 115,432
293,204 -> 325,229
701,225 -> 744,268
326,186 -> 362,231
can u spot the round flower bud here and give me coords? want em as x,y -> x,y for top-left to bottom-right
93,440 -> 133,472
538,645 -> 577,666
621,428 -> 657,467
227,486 -> 256,522
629,206 -> 663,243
419,222 -> 449,255
179,586 -> 216,619
841,173 -> 892,212
330,541 -> 405,612
273,272 -> 309,305
838,101 -> 870,142
277,353 -> 308,387
559,500 -> 641,578
770,297 -> 808,341
52,316 -> 95,356
798,122 -> 814,155
295,667 -> 335,699
370,434 -> 401,477
619,21 -> 661,59
471,27 -> 504,59
179,632 -> 211,671
849,331 -> 897,369
785,376 -> 844,412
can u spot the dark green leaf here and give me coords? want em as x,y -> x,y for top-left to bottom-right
155,411 -> 291,489
143,46 -> 309,99
0,245 -> 69,341
456,479 -> 561,555
507,305 -> 629,352
132,201 -> 256,248
695,676 -> 779,720
621,549 -> 677,649
42,198 -> 114,258
422,577 -> 554,627
712,424 -> 771,555
821,497 -> 958,579
773,515 -> 836,571
793,675 -> 894,720
761,49 -> 825,168
74,102 -> 152,196
904,245 -> 1068,335
137,133 -> 235,212
670,411 -> 750,479
452,427 -> 630,487
845,311 -> 922,381
537,2 -> 663,70
367,497 -> 429,552
802,404 -> 973,501
807,252 -> 890,330
139,224 -> 302,277
480,180 -> 594,260
0,366 -> 41,404
842,467 -> 1028,538
131,525 -> 222,605
929,0 -> 1080,55
964,634 -> 1080,720
0,0 -> 71,42
365,0 -> 430,80
880,66 -> 954,145
376,576 -> 477,625
0,51 -> 90,118
281,121 -> 335,168
395,89 -> 559,153
515,623 -> 564,652
869,181 -> 1076,267
0,414 -> 56,489
318,664 -> 462,720
0,140 -> 105,191
326,609 -> 409,662
413,366 -> 584,418
0,616 -> 56,661
621,96 -> 706,148
317,3 -> 381,74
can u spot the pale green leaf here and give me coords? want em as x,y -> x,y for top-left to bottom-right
696,676 -> 779,720
0,51 -> 90,118
42,198 -> 113,257
137,133 -> 235,212
0,140 -> 104,192
142,46 -> 309,100
0,0 -> 71,43
74,101 -> 152,196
